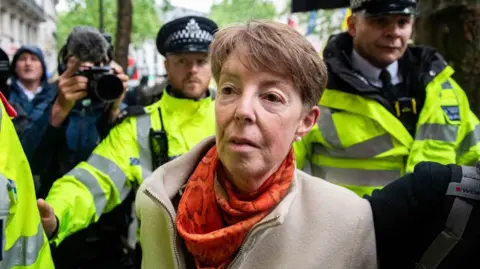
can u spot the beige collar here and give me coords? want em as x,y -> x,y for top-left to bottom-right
142,136 -> 299,224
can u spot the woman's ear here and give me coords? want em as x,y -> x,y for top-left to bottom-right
295,106 -> 320,139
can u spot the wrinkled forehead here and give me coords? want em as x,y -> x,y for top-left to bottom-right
219,48 -> 294,85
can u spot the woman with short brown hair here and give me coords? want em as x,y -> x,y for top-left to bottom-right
136,20 -> 377,269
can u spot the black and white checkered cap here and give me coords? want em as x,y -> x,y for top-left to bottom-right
350,0 -> 416,16
156,16 -> 218,57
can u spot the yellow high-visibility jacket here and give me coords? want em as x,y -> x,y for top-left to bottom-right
295,33 -> 480,197
46,90 -> 216,245
0,97 -> 54,269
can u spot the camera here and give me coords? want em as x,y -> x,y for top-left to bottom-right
59,26 -> 124,104
75,66 -> 124,103
0,48 -> 10,90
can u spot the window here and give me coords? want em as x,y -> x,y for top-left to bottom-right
0,11 -> 9,37
0,9 -> 4,37
26,25 -> 31,44
10,15 -> 17,42
18,20 -> 24,44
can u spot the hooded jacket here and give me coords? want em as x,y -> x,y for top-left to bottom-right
6,45 -> 57,160
5,46 -> 115,197
14,49 -> 129,268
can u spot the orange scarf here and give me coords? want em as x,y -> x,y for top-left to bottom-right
176,145 -> 295,269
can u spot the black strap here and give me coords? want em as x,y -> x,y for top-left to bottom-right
378,69 -> 418,135
158,107 -> 165,131
415,164 -> 478,269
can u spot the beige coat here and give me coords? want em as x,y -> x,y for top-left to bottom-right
136,137 -> 378,269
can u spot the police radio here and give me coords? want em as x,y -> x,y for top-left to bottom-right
149,108 -> 169,169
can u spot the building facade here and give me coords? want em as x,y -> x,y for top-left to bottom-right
0,0 -> 58,75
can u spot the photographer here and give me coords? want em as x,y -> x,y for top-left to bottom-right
33,26 -> 128,198
37,16 -> 218,269
29,26 -> 130,269
50,57 -> 126,131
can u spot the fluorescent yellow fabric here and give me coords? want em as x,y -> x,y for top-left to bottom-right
0,102 -> 54,269
341,9 -> 351,31
46,91 -> 216,245
295,67 -> 480,197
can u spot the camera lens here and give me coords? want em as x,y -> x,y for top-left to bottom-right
95,74 -> 124,102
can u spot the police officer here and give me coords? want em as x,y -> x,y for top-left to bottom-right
37,16 -> 218,268
295,0 -> 480,197
0,89 -> 54,268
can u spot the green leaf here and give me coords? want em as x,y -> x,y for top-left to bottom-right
209,0 -> 277,28
57,0 -> 161,50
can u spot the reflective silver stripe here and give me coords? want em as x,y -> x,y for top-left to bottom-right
416,166 -> 478,269
0,117 -> 45,268
2,223 -> 45,268
0,172 -> 9,262
136,114 -> 153,179
416,123 -> 458,142
312,133 -> 393,158
67,168 -> 107,217
312,165 -> 400,187
457,125 -> 480,157
317,106 -> 342,147
87,154 -> 130,200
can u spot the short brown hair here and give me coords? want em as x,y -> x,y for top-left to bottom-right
209,20 -> 327,108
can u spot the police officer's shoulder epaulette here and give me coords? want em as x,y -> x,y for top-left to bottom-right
116,106 -> 147,125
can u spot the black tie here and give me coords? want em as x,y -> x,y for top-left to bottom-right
378,69 -> 398,107
379,69 -> 392,90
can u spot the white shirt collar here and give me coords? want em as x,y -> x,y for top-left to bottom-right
351,49 -> 403,88
16,80 -> 43,102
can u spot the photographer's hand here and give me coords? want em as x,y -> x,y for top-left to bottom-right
108,61 -> 129,123
51,57 -> 88,127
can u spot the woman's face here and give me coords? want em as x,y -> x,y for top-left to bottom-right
215,51 -> 319,193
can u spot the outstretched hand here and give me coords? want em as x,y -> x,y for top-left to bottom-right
37,199 -> 57,238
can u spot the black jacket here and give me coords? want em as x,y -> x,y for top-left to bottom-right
323,32 -> 448,115
367,161 -> 480,269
